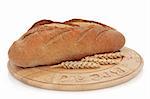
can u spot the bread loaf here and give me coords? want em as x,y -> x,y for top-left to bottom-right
8,19 -> 125,67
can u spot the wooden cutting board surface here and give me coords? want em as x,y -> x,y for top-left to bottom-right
8,47 -> 143,91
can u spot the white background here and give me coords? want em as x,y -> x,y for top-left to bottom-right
0,0 -> 149,99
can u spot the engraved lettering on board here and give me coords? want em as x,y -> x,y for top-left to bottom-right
59,66 -> 127,83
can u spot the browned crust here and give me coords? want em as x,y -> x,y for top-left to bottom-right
8,18 -> 125,67
29,18 -> 114,31
64,18 -> 114,30
29,19 -> 81,31
29,19 -> 53,30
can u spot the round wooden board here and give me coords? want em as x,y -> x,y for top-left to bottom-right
8,47 -> 143,91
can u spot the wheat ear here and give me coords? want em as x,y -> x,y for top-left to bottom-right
60,61 -> 100,69
93,52 -> 123,59
81,58 -> 119,65
54,52 -> 124,69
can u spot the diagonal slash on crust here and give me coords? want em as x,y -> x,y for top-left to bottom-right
21,27 -> 54,40
46,29 -> 72,45
76,26 -> 94,42
95,29 -> 111,41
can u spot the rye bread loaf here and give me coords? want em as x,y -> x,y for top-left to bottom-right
8,19 -> 125,67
